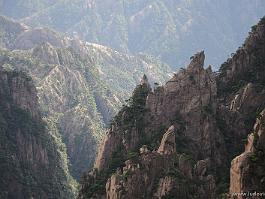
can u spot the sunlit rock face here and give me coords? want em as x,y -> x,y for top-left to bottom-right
79,17 -> 265,199
79,51 -> 221,199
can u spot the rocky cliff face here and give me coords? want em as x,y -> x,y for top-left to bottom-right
79,16 -> 265,199
0,67 -> 76,198
0,15 -> 172,179
217,16 -> 265,199
79,51 -> 221,199
229,109 -> 265,199
145,51 -> 225,168
103,125 -> 215,199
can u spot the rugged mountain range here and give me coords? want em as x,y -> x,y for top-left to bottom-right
1,3 -> 265,199
0,15 -> 171,180
0,66 -> 76,198
1,0 -> 264,68
78,17 -> 265,199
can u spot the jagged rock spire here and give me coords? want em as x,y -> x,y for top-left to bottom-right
207,65 -> 212,72
158,125 -> 176,155
188,50 -> 205,70
140,74 -> 149,85
140,74 -> 151,91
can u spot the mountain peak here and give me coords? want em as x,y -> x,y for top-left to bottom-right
140,74 -> 149,85
140,74 -> 152,92
187,50 -> 205,70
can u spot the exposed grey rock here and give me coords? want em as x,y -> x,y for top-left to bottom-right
158,125 -> 176,155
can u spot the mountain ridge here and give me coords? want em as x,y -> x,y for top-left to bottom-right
1,0 -> 265,68
0,14 -> 172,180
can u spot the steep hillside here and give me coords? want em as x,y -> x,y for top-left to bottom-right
78,17 -> 265,199
1,0 -> 264,68
0,15 -> 172,179
0,66 -> 76,198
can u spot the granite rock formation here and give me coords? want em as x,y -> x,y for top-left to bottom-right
79,51 -> 220,199
79,16 -> 265,199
